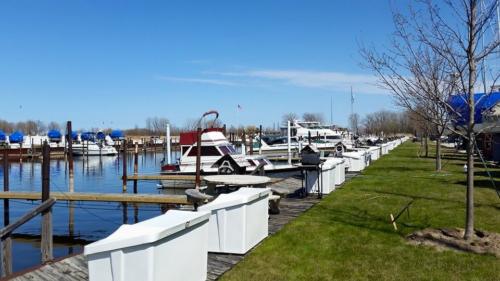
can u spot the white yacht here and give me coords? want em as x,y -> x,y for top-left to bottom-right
159,128 -> 295,187
72,132 -> 118,156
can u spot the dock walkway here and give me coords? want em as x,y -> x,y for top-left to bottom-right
10,173 -> 358,281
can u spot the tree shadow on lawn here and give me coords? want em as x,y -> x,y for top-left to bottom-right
366,188 -> 500,210
316,204 -> 429,236
454,179 -> 500,193
363,189 -> 465,205
476,170 -> 500,178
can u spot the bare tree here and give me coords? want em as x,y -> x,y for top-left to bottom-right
362,0 -> 500,240
282,112 -> 298,125
302,112 -> 325,123
47,121 -> 61,131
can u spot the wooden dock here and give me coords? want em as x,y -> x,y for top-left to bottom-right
0,192 -> 188,204
9,173 -> 359,281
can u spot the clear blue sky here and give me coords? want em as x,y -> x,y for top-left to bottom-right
0,0 -> 402,130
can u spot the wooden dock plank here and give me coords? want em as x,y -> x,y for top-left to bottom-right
0,192 -> 189,204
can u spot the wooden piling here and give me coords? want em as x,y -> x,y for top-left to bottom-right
133,143 -> 138,194
122,142 -> 127,192
1,149 -> 11,277
66,122 -> 74,192
41,141 -> 53,263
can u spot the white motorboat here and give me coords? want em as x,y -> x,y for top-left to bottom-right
72,141 -> 118,156
159,128 -> 296,188
72,132 -> 118,156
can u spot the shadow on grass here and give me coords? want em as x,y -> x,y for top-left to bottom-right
476,170 -> 500,178
363,189 -> 464,205
316,204 -> 430,236
454,179 -> 500,192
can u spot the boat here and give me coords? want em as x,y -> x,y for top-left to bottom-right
72,132 -> 118,156
159,111 -> 296,188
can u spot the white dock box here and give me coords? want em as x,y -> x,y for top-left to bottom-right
381,143 -> 390,155
306,159 -> 337,194
368,146 -> 380,161
198,188 -> 271,254
84,210 -> 211,281
342,151 -> 367,172
331,158 -> 346,185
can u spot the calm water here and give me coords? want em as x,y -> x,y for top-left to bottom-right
0,151 -> 179,272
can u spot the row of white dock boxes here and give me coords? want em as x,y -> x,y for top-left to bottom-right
84,187 -> 271,281
306,137 -> 407,194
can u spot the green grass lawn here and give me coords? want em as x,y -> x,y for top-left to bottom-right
221,142 -> 500,281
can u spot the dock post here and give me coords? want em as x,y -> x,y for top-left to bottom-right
122,142 -> 127,192
287,121 -> 292,165
195,127 -> 202,189
41,141 -> 53,263
1,149 -> 12,277
133,143 -> 138,194
19,143 -> 22,164
133,204 -> 139,223
66,122 -> 74,192
259,125 -> 262,155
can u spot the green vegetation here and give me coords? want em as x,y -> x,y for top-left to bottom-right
221,142 -> 500,281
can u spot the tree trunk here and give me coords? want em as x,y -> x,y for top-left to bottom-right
464,0 -> 477,240
435,137 -> 442,171
424,134 -> 429,158
465,134 -> 475,239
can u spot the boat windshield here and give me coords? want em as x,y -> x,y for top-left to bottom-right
219,145 -> 237,155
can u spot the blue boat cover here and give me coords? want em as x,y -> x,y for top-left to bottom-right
9,131 -> 24,143
448,91 -> 500,125
0,130 -> 5,141
110,130 -> 124,139
96,132 -> 106,140
71,131 -> 78,141
81,132 -> 95,141
48,129 -> 62,139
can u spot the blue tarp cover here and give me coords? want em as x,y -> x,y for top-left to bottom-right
71,132 -> 78,141
0,130 -> 5,141
48,130 -> 62,139
81,132 -> 95,141
449,91 -> 500,125
9,131 -> 24,143
110,130 -> 124,139
96,132 -> 106,140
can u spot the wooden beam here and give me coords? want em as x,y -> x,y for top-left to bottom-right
126,174 -> 200,181
0,192 -> 189,204
0,198 -> 56,239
